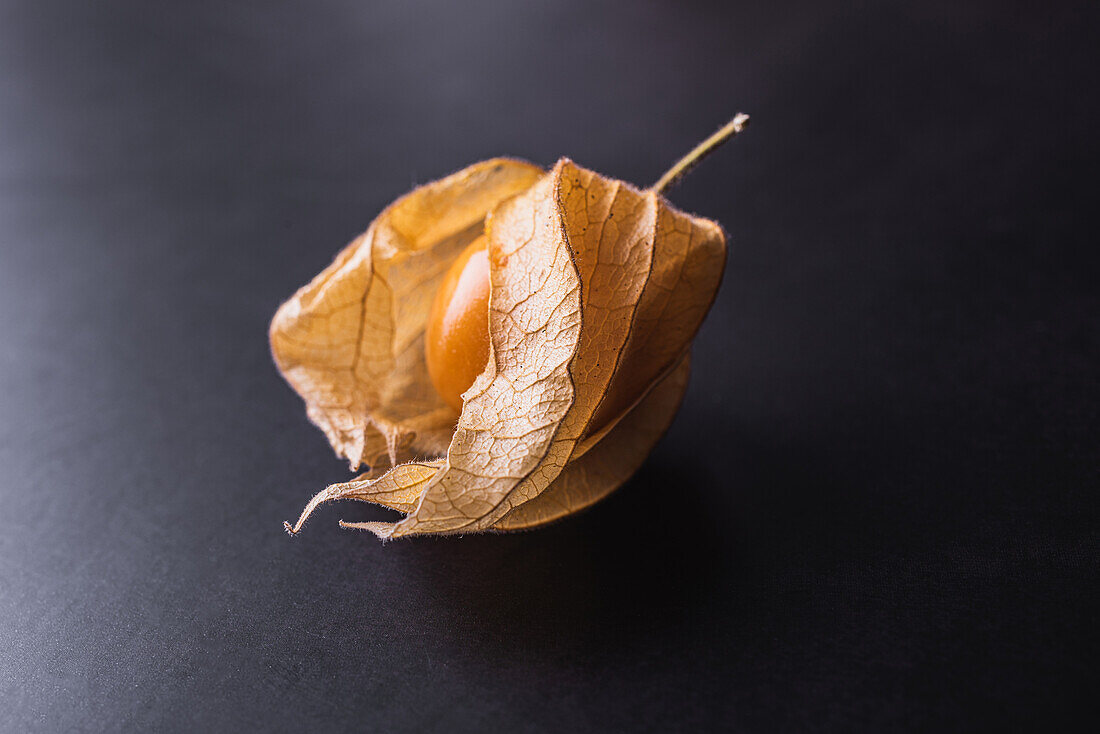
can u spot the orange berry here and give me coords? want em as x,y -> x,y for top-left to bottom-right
425,235 -> 492,411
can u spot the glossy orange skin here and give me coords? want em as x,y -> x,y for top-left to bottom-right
425,235 -> 492,412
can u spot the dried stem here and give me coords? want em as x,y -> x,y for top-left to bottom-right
651,113 -> 750,195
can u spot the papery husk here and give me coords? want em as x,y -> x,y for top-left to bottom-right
274,157 -> 727,538
271,159 -> 544,475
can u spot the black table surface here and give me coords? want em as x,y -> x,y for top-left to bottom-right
1,1 -> 1096,731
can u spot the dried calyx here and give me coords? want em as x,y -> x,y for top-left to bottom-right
271,114 -> 749,539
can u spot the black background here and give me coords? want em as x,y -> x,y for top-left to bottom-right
1,1 -> 1096,731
